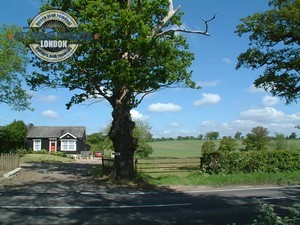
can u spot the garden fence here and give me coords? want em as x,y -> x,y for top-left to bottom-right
135,157 -> 201,173
0,153 -> 20,171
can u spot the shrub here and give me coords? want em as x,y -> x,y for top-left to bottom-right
9,148 -> 29,157
34,149 -> 48,154
252,204 -> 299,225
201,141 -> 217,154
50,151 -> 68,158
201,150 -> 300,174
219,137 -> 238,151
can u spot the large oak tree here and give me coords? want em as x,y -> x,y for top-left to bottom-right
27,0 -> 213,180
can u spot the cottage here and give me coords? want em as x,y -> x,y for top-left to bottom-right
27,125 -> 87,154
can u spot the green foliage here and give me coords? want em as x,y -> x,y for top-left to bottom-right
288,132 -> 297,139
9,148 -> 30,157
28,0 -> 197,109
243,126 -> 270,151
0,24 -> 32,111
201,150 -> 300,174
20,154 -> 74,163
252,204 -> 299,225
86,132 -> 113,155
205,131 -> 219,140
0,120 -> 28,153
143,170 -> 300,186
272,133 -> 288,150
201,141 -> 217,154
133,121 -> 153,158
234,131 -> 243,140
219,137 -> 238,151
34,149 -> 48,154
236,0 -> 300,104
51,151 -> 68,158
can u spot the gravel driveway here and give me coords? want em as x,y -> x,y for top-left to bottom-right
0,159 -> 108,193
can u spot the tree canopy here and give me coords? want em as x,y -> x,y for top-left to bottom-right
243,126 -> 270,151
236,0 -> 300,104
0,25 -> 32,111
0,120 -> 28,153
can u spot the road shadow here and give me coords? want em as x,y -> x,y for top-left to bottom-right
0,162 -> 299,225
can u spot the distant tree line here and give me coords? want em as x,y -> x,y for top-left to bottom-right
151,130 -> 299,143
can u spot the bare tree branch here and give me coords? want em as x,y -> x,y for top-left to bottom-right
151,0 -> 215,38
157,14 -> 216,37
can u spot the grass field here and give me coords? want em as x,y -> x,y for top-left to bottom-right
148,139 -> 300,158
148,140 -> 205,158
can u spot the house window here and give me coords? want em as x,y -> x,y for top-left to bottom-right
61,140 -> 76,151
33,139 -> 41,151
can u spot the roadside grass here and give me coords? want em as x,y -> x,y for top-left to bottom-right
140,171 -> 300,187
20,154 -> 74,164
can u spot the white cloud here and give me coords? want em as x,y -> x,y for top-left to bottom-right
170,122 -> 180,128
130,109 -> 149,121
42,110 -> 59,119
148,103 -> 182,112
193,93 -> 221,106
286,112 -> 300,122
222,57 -> 233,65
40,95 -> 58,103
240,107 -> 285,122
197,80 -> 220,87
262,95 -> 280,106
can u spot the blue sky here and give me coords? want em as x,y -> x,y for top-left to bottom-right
1,0 -> 299,138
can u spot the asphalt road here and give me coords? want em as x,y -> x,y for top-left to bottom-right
0,185 -> 299,225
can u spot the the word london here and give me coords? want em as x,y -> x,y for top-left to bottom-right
40,40 -> 68,48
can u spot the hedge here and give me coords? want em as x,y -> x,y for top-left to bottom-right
201,150 -> 300,174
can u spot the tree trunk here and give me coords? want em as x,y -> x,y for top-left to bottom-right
108,98 -> 137,180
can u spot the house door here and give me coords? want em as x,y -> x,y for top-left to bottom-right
49,139 -> 57,152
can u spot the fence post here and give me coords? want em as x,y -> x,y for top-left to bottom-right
135,158 -> 138,173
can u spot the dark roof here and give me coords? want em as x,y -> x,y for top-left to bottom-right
27,126 -> 86,139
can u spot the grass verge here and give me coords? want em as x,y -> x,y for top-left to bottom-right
141,171 -> 300,187
20,154 -> 74,164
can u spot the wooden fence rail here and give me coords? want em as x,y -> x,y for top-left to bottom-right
0,153 -> 20,171
135,157 -> 201,173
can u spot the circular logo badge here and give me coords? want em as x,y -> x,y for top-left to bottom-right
29,10 -> 78,62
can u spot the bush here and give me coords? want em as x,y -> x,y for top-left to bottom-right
252,204 -> 299,225
34,149 -> 48,154
201,150 -> 300,174
9,148 -> 29,157
51,151 -> 68,158
201,141 -> 217,154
